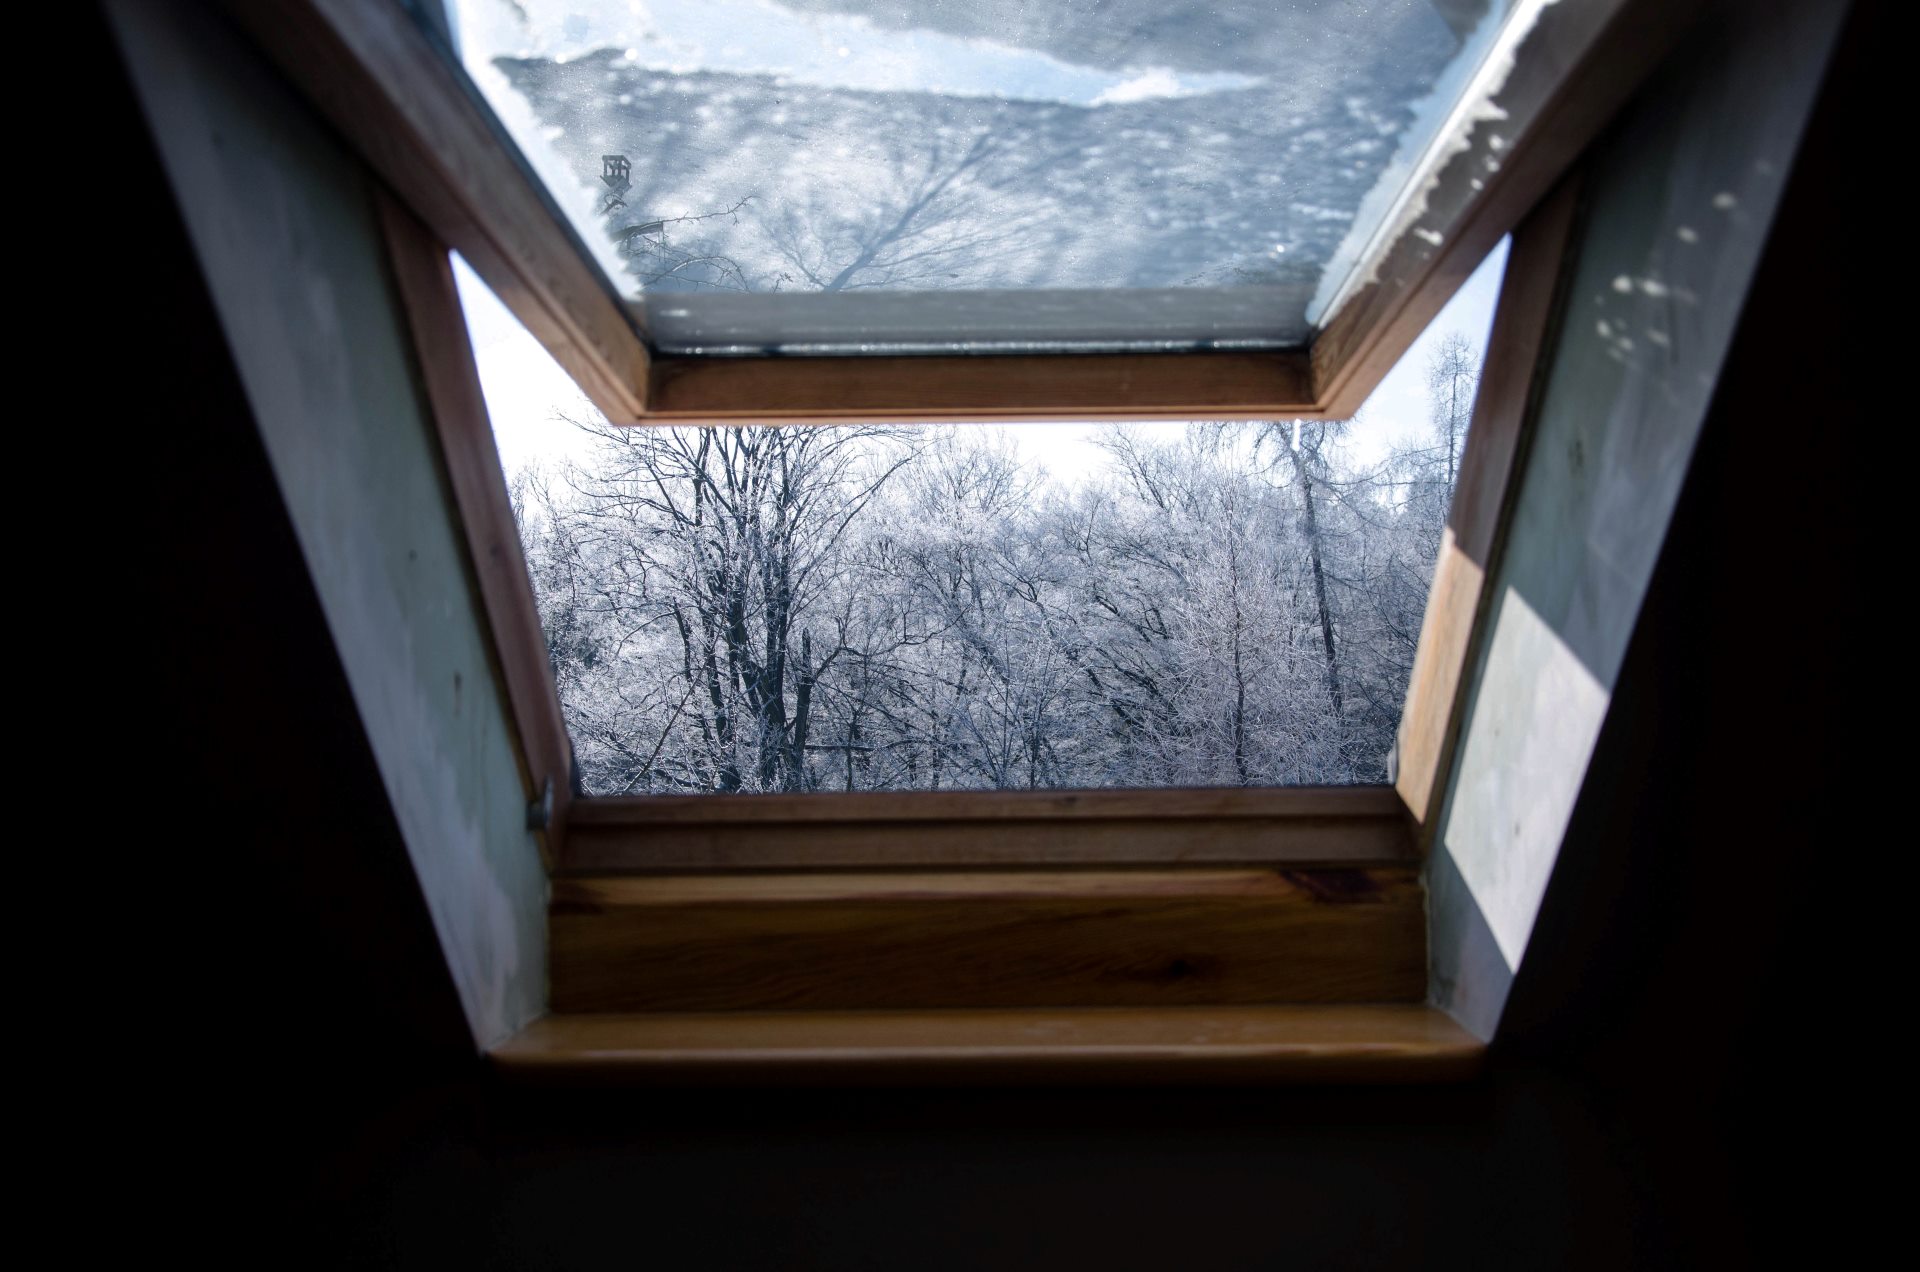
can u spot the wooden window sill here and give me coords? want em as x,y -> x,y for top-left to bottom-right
491,1005 -> 1484,1086
549,866 -> 1426,1014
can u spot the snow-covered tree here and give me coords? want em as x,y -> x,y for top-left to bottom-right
515,339 -> 1481,793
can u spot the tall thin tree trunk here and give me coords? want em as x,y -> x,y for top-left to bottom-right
1227,531 -> 1251,784
1290,423 -> 1344,719
787,628 -> 814,790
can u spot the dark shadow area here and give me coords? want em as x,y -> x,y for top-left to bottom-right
87,6 -> 491,1259
87,1 -> 1878,1267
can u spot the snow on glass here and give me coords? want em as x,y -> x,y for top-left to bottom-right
459,240 -> 1507,796
441,0 -> 1522,353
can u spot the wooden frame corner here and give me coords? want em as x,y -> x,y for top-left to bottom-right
1391,177 -> 1584,842
378,190 -> 575,862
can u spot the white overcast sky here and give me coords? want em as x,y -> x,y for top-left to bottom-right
455,236 -> 1508,486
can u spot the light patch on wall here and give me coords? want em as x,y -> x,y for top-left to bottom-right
1441,582 -> 1608,971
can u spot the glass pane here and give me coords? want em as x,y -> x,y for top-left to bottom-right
440,0 -> 1521,354
455,238 -> 1507,793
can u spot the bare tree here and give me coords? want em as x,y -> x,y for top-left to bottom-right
1278,420 -> 1346,722
756,122 -> 1075,293
614,196 -> 761,294
527,421 -> 920,793
1427,331 -> 1478,488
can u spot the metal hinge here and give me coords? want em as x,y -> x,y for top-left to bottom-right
526,776 -> 554,833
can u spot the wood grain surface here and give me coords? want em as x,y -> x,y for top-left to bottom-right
550,867 -> 1426,1012
493,1004 -> 1483,1084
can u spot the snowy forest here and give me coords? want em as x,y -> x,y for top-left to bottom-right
509,336 -> 1480,795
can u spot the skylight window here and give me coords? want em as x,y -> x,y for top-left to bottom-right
439,0 -> 1524,355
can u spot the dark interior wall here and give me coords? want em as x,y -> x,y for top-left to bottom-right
89,1 -> 1877,1267
83,1 -> 484,1252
